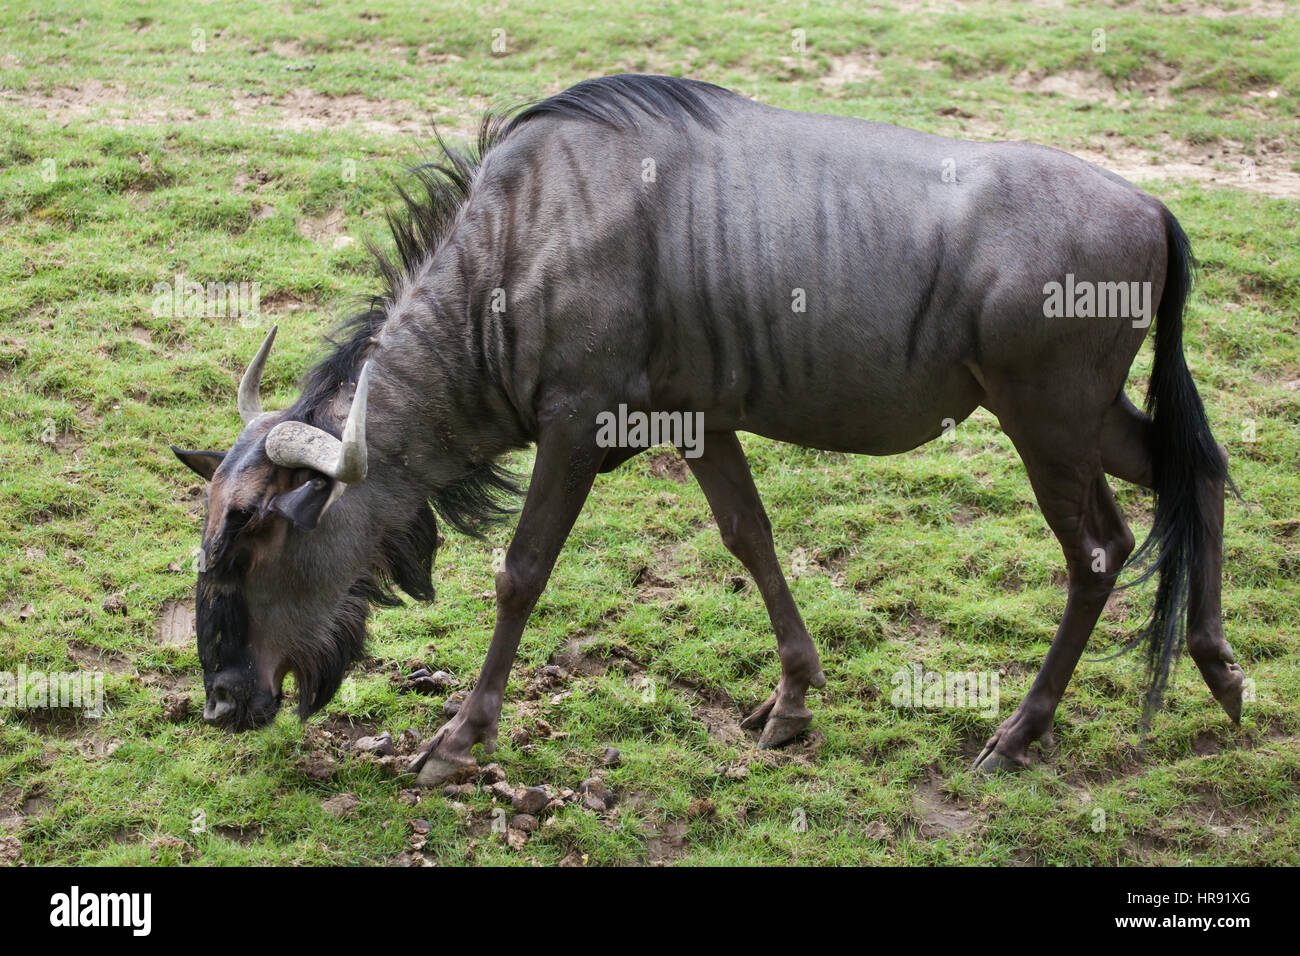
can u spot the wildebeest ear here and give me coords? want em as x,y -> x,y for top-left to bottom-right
269,477 -> 333,531
172,447 -> 225,481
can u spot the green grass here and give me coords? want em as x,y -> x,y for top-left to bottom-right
1,0 -> 1298,866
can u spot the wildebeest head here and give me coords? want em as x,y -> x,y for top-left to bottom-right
172,326 -> 438,731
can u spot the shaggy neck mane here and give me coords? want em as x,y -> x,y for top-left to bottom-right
288,76 -> 727,538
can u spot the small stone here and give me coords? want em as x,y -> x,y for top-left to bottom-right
510,813 -> 538,833
398,789 -> 421,807
442,693 -> 465,718
442,783 -> 475,798
582,793 -> 607,813
488,780 -> 518,802
408,819 -> 432,835
354,732 -> 395,756
512,787 -> 548,815
578,777 -> 610,801
601,747 -> 622,767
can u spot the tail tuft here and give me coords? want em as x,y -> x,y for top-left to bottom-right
1124,207 -> 1231,721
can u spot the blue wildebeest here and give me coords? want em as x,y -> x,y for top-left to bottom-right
173,75 -> 1241,780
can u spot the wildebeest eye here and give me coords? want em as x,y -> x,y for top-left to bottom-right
225,508 -> 256,535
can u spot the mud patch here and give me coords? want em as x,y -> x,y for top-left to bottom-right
818,53 -> 883,92
260,291 -> 318,314
3,81 -> 436,138
156,599 -> 194,647
943,115 -> 1300,200
67,641 -> 133,676
296,206 -> 346,243
914,773 -> 976,837
693,700 -> 748,746
230,88 -> 429,136
645,449 -> 690,483
1192,730 -> 1223,756
645,820 -> 690,864
213,823 -> 262,843
1075,135 -> 1300,199
0,79 -> 198,127
1010,64 -> 1180,109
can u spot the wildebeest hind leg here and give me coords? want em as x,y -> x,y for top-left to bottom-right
410,425 -> 603,786
974,399 -> 1134,772
1101,393 -> 1243,721
686,432 -> 826,748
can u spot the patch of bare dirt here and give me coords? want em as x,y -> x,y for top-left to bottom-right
260,291 -> 316,314
213,824 -> 262,843
645,820 -> 690,864
895,0 -> 1296,14
296,206 -> 346,243
549,630 -> 629,677
914,772 -> 977,837
818,53 -> 883,92
156,599 -> 194,647
3,81 -> 437,138
1073,133 -> 1300,199
645,449 -> 690,483
0,79 -> 198,127
1192,730 -> 1223,756
67,641 -> 133,675
949,111 -> 1300,198
1010,64 -> 1180,109
632,555 -> 680,602
693,700 -> 748,746
229,88 -> 429,136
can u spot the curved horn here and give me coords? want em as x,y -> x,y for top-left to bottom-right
238,325 -> 278,425
334,361 -> 371,484
263,361 -> 373,484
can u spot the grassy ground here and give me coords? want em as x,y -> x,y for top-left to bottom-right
1,0 -> 1297,866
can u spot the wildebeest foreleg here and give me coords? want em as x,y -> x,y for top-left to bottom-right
687,432 -> 826,748
409,425 -> 602,785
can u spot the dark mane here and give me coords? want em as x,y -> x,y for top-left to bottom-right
294,75 -> 730,537
503,73 -> 728,135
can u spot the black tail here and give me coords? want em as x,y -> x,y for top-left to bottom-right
1125,207 -> 1232,721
